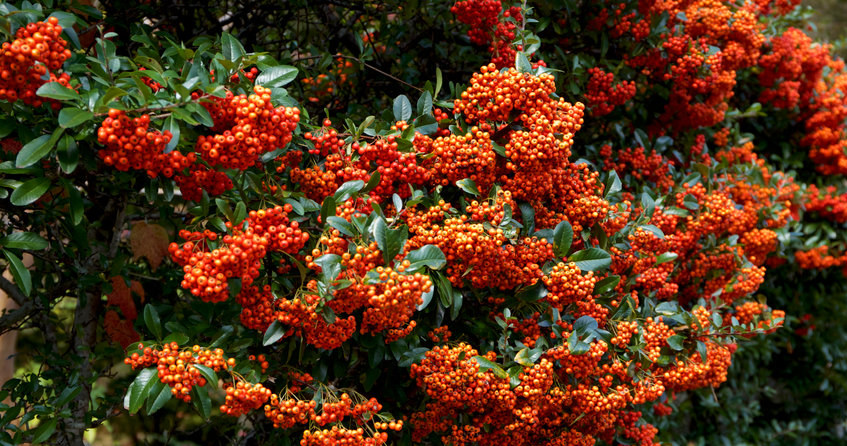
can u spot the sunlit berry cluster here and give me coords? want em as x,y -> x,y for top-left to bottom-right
124,342 -> 231,402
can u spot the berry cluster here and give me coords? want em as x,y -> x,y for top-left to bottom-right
584,67 -> 637,116
124,342 -> 230,402
169,227 -> 268,303
96,109 -> 191,177
196,86 -> 299,169
0,17 -> 72,107
221,380 -> 272,417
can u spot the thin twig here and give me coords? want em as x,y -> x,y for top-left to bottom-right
293,54 -> 423,93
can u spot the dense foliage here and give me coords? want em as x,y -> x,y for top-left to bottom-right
1,1 -> 846,445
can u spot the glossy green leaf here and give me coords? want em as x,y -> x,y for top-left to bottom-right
3,250 -> 31,296
29,418 -> 57,444
58,108 -> 94,128
569,248 -> 611,271
10,178 -> 51,206
455,178 -> 480,196
191,386 -> 211,419
553,220 -> 574,258
373,218 -> 408,266
143,304 -> 163,340
255,65 -> 298,87
16,130 -> 63,168
393,95 -> 412,122
221,32 -> 246,62
36,82 -> 79,101
263,320 -> 285,346
125,368 -> 157,414
404,245 -> 447,272
145,379 -> 172,415
0,232 -> 47,250
473,356 -> 509,379
192,364 -> 218,389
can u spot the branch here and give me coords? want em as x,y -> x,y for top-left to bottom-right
0,275 -> 27,307
0,299 -> 35,331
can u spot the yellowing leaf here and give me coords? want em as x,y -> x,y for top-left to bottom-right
129,222 -> 169,270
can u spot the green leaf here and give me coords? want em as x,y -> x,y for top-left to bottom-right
143,304 -> 163,340
145,380 -> 172,415
639,224 -> 665,239
191,386 -> 211,419
605,171 -> 622,196
163,115 -> 180,152
327,216 -> 356,237
569,248 -> 612,272
508,365 -> 523,387
0,232 -> 48,250
393,95 -> 412,122
125,368 -> 157,414
56,134 -> 79,174
573,316 -> 598,336
434,67 -> 443,98
263,320 -> 285,346
492,141 -> 507,157
233,201 -> 247,224
656,252 -> 678,264
373,218 -> 408,265
36,82 -> 79,101
3,250 -> 31,296
455,178 -> 480,196
663,206 -> 688,217
514,348 -> 538,367
58,108 -> 94,128
472,356 -> 508,379
683,194 -> 700,210
417,91 -> 433,116
0,119 -> 15,138
450,291 -> 463,320
696,340 -> 708,362
568,332 -> 591,355
334,180 -> 365,203
227,277 -> 242,299
221,32 -> 246,62
320,196 -> 337,224
515,51 -> 533,73
10,178 -> 51,206
16,129 -> 63,168
593,275 -> 620,294
434,272 -> 455,308
163,332 -> 189,345
29,418 -> 57,444
641,192 -> 655,214
66,182 -> 83,225
667,335 -> 685,351
255,65 -> 298,87
553,220 -> 573,258
362,171 -> 382,193
655,301 -> 679,316
192,364 -> 219,389
417,285 -> 434,311
98,86 -> 128,108
404,245 -> 447,272
53,385 -> 82,408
